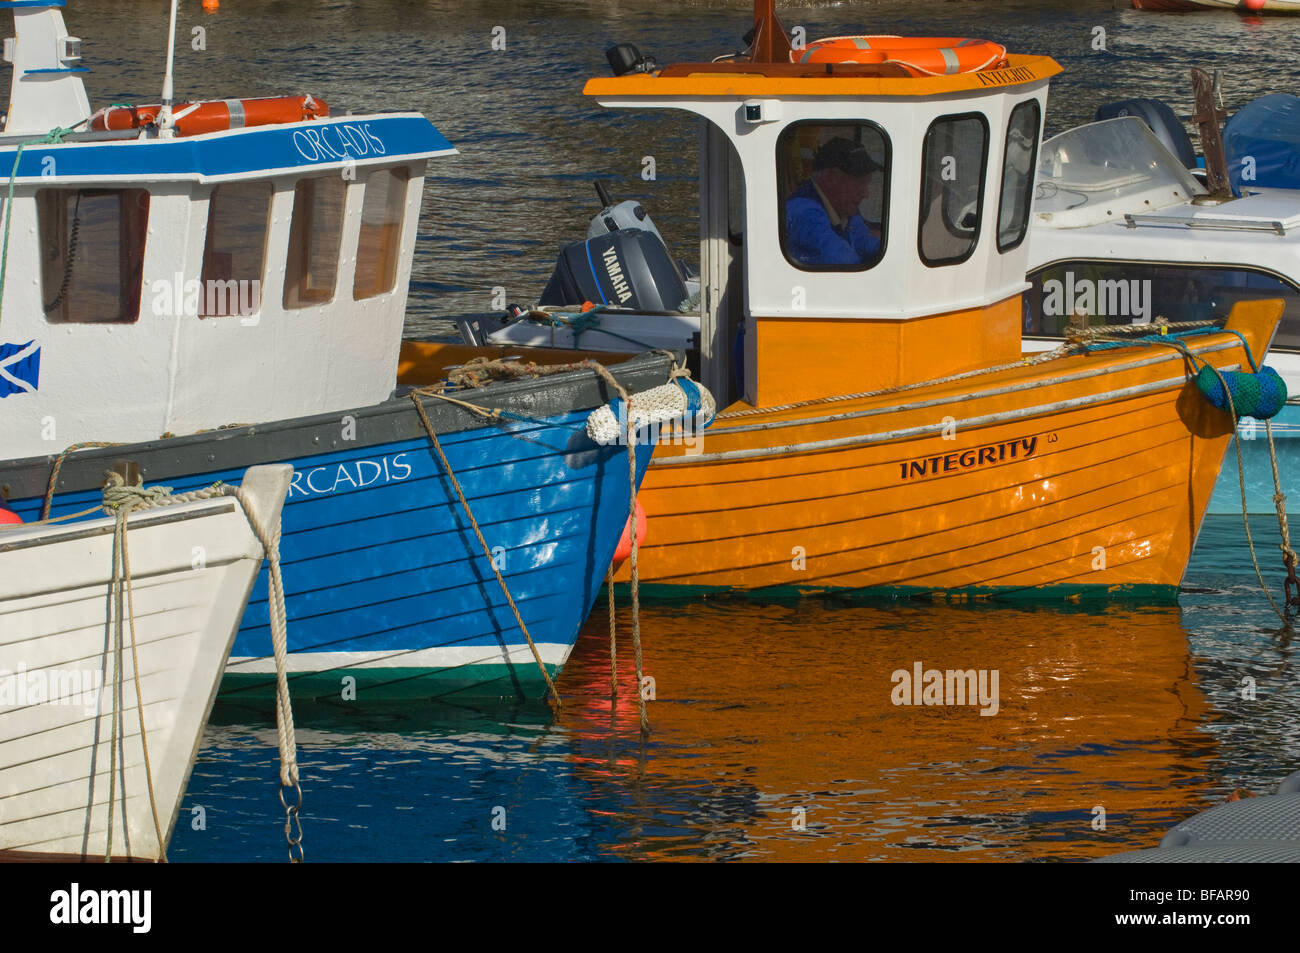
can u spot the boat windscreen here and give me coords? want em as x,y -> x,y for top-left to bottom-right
1034,117 -> 1204,225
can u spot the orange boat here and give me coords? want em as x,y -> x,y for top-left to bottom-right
403,1 -> 1284,601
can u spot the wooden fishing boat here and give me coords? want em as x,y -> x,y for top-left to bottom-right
0,2 -> 687,697
519,1 -> 1284,600
1133,1 -> 1300,12
0,465 -> 291,861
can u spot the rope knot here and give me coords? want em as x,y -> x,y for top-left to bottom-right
101,471 -> 175,513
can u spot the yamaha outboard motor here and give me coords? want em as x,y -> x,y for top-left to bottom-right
1094,98 -> 1197,170
539,227 -> 689,312
587,180 -> 667,244
538,181 -> 691,311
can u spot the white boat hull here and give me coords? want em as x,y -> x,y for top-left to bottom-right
0,465 -> 290,861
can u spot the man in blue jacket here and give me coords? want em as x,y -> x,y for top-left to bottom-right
785,137 -> 881,268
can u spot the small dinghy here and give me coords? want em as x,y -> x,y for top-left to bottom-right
0,465 -> 291,861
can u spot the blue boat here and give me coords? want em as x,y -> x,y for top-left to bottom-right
0,1 -> 691,697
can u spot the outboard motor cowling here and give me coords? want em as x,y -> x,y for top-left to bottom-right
587,198 -> 667,244
539,228 -> 689,312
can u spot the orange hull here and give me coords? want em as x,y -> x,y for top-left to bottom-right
617,301 -> 1282,597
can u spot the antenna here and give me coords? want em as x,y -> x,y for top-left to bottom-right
157,0 -> 179,137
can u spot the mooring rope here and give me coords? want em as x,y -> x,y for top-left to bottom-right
606,566 -> 618,700
103,476 -> 166,862
408,391 -> 562,710
0,126 -> 75,333
227,480 -> 304,862
1104,333 -> 1294,626
98,472 -> 303,861
40,441 -> 124,520
1264,419 -> 1300,615
410,354 -> 667,727
579,363 -> 651,734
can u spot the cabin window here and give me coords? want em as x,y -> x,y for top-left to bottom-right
918,113 -> 989,267
200,181 -> 271,318
996,100 -> 1041,253
353,166 -> 409,299
38,188 -> 149,324
776,121 -> 889,272
284,175 -> 345,309
1025,261 -> 1300,352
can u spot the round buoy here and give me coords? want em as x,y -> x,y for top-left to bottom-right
1243,0 -> 1266,10
202,0 -> 219,10
0,502 -> 22,526
613,500 -> 647,563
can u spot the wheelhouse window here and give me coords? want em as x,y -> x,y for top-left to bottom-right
38,188 -> 149,324
996,100 -> 1041,253
353,166 -> 409,300
1025,261 -> 1300,352
918,113 -> 989,266
200,180 -> 271,318
777,121 -> 889,272
284,175 -> 345,309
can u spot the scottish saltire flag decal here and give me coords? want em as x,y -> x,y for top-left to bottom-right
0,341 -> 40,397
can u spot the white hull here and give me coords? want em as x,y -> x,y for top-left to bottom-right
0,465 -> 290,861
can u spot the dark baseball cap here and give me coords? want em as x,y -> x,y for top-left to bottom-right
812,137 -> 877,177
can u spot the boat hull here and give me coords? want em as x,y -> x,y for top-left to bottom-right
0,466 -> 288,861
2,353 -> 672,698
615,305 -> 1280,600
1133,0 -> 1300,11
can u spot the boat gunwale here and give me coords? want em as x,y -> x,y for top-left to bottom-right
702,336 -> 1238,436
0,351 -> 678,503
0,498 -> 239,552
652,363 -> 1240,466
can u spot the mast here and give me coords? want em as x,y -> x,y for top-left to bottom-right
749,0 -> 792,65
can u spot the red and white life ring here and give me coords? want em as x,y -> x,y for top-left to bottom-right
90,95 -> 329,137
793,36 -> 1007,76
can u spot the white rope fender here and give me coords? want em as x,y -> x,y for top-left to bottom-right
586,376 -> 716,446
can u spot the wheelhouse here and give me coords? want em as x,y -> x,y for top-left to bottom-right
0,2 -> 455,459
586,1 -> 1060,408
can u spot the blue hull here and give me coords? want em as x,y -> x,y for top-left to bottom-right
1208,404 -> 1300,515
9,409 -> 653,699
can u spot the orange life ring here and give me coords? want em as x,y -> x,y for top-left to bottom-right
794,36 -> 1007,76
90,95 -> 329,137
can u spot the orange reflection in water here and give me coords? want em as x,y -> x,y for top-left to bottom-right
558,597 -> 1214,862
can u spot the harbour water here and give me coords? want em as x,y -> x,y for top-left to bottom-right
80,0 -> 1300,861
